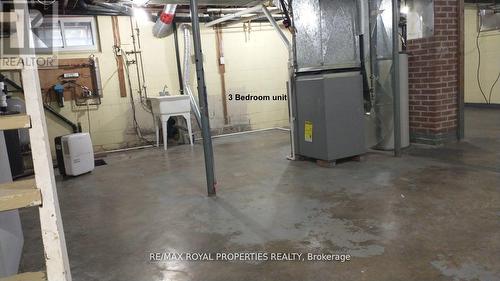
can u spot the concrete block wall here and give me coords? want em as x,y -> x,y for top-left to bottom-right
1,17 -> 291,156
407,0 -> 460,144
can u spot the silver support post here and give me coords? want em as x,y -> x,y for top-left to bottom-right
261,6 -> 296,160
261,6 -> 290,50
392,0 -> 401,157
189,0 -> 217,196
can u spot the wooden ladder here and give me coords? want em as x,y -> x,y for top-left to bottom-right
0,4 -> 72,281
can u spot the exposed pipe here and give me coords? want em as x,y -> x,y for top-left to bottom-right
134,19 -> 149,101
392,0 -> 401,156
261,6 -> 290,50
95,2 -> 132,15
222,9 -> 281,27
78,0 -> 122,14
100,144 -> 154,154
173,22 -> 185,95
43,104 -> 81,133
190,0 -> 217,196
261,6 -> 296,160
153,4 -> 177,38
205,4 -> 264,27
359,35 -> 371,112
101,128 -> 291,154
89,55 -> 103,97
195,127 -> 290,141
206,7 -> 278,13
88,0 -> 134,16
357,0 -> 366,35
180,23 -> 202,129
129,17 -> 145,102
0,74 -> 22,92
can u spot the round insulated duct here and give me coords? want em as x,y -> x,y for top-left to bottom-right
152,4 -> 177,38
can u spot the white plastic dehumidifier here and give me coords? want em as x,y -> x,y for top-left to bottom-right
55,133 -> 94,176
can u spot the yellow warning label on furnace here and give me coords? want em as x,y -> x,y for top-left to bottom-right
304,121 -> 313,142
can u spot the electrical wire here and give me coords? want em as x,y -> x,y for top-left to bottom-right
36,0 -> 56,5
475,5 -> 500,104
488,72 -> 500,103
475,27 -> 490,103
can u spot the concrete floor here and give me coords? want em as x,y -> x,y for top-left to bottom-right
19,107 -> 499,281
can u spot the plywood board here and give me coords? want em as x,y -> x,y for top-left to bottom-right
0,114 -> 31,130
0,272 -> 47,281
38,58 -> 97,101
0,179 -> 41,212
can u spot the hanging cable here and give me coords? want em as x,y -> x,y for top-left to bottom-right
475,27 -> 489,103
488,72 -> 500,103
36,0 -> 56,5
475,6 -> 500,104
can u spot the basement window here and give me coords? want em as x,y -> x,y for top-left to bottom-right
32,17 -> 99,52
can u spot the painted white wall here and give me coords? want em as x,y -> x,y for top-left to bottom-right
464,6 -> 500,104
187,23 -> 291,130
40,17 -> 290,155
43,16 -> 180,153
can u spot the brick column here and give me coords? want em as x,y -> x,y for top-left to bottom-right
407,0 -> 460,145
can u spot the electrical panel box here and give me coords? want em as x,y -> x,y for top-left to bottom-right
294,72 -> 365,161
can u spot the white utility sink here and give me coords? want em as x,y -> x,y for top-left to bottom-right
148,95 -> 191,116
148,95 -> 193,150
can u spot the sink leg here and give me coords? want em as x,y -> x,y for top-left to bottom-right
155,116 -> 160,148
162,118 -> 168,151
183,113 -> 193,146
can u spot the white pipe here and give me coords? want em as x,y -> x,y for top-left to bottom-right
261,6 -> 290,51
194,127 -> 290,141
260,6 -> 295,160
89,56 -> 103,97
100,145 -> 154,154
224,9 -> 281,27
357,0 -> 366,35
100,128 -> 291,154
207,7 -> 248,12
180,24 -> 202,129
207,7 -> 278,13
205,4 -> 264,27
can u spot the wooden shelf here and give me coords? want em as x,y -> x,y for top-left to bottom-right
0,115 -> 31,131
0,179 -> 41,212
0,272 -> 46,281
0,12 -> 16,24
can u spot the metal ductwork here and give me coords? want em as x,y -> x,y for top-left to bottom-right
153,4 -> 178,38
92,1 -> 134,15
77,0 -> 133,16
